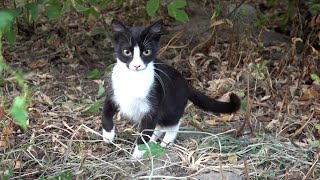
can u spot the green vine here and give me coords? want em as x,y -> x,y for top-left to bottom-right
0,11 -> 29,129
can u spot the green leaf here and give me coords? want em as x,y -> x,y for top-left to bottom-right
96,83 -> 105,99
310,73 -> 320,83
83,8 -> 100,18
237,91 -> 245,98
25,2 -> 39,22
61,0 -> 72,14
311,140 -> 320,148
240,99 -> 247,113
168,0 -> 187,9
88,0 -> 98,6
86,69 -> 100,79
146,0 -> 160,17
138,141 -> 165,157
82,101 -> 102,115
3,30 -> 16,43
167,0 -> 188,23
0,63 -> 3,73
174,9 -> 188,22
9,96 -> 28,129
315,124 -> 320,131
45,3 -> 62,20
0,167 -> 14,180
71,0 -> 89,12
38,0 -> 51,4
309,4 -> 320,14
277,14 -> 288,27
0,10 -> 15,32
116,0 -> 125,5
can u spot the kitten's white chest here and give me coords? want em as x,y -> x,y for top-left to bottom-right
111,61 -> 155,123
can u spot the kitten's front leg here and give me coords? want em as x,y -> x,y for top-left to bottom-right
102,98 -> 117,143
132,115 -> 157,159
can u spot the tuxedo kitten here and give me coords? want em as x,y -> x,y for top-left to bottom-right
102,19 -> 241,159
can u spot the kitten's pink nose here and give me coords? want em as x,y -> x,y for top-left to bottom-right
133,65 -> 141,69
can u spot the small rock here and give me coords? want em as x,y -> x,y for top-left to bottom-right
227,3 -> 257,24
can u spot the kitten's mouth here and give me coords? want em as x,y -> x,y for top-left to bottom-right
132,68 -> 145,72
130,67 -> 146,72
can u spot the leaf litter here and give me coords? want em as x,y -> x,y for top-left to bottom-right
0,1 -> 320,179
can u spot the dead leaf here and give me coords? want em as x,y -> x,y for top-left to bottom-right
36,73 -> 54,79
202,59 -> 213,71
28,59 -> 48,69
228,154 -> 238,164
0,105 -> 5,119
298,88 -> 320,101
291,37 -> 303,45
189,53 -> 206,69
64,91 -> 78,100
266,119 -> 280,131
260,95 -> 271,101
205,119 -> 217,125
0,120 -> 14,148
47,112 -> 58,117
57,147 -> 66,154
208,52 -> 221,60
211,19 -> 225,27
219,114 -> 231,122
47,34 -> 61,47
28,108 -> 41,116
41,93 -> 53,106
0,159 -> 23,169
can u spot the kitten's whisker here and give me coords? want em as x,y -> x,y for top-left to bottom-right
143,33 -> 153,47
143,33 -> 150,46
154,67 -> 171,82
154,72 -> 165,96
144,41 -> 153,47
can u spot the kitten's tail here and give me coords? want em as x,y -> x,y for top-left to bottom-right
188,85 -> 241,113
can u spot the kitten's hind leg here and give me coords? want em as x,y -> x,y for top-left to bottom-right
151,125 -> 164,142
160,122 -> 180,147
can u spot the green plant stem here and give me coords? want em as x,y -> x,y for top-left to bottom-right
0,32 -> 30,102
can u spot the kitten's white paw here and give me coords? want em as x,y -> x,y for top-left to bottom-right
160,141 -> 174,147
160,142 -> 167,147
132,145 -> 146,159
102,128 -> 115,144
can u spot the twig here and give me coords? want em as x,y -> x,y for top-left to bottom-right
75,154 -> 87,180
291,111 -> 314,139
244,156 -> 250,180
284,167 -> 289,180
237,70 -> 253,137
302,147 -> 320,180
218,155 -> 225,180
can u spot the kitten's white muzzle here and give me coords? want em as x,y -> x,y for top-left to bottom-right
129,46 -> 147,71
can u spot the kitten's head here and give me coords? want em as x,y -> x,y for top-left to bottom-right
111,19 -> 164,71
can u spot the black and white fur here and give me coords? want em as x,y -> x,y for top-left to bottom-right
102,20 -> 241,159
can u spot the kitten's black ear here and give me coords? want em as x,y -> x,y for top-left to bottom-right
111,19 -> 127,33
148,20 -> 164,34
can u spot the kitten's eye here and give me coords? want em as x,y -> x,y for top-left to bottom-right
142,49 -> 152,56
123,49 -> 132,56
